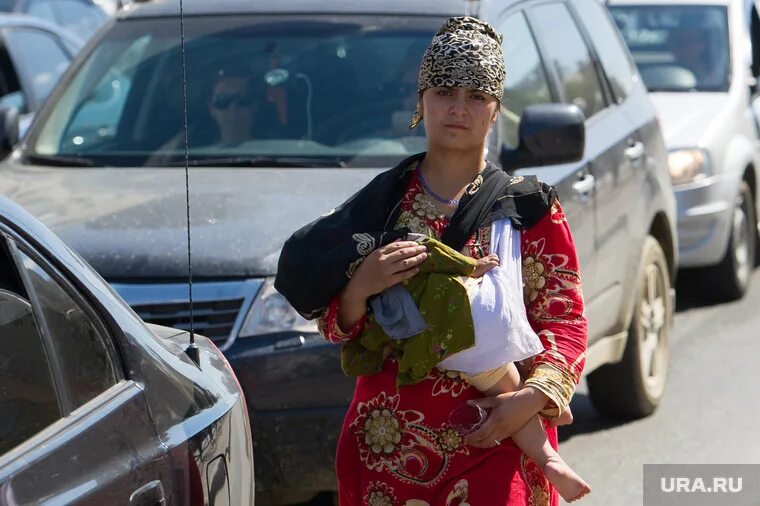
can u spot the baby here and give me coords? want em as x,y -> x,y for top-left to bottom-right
442,239 -> 591,503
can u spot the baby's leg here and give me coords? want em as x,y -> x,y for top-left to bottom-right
463,365 -> 590,502
498,358 -> 576,425
512,416 -> 591,502
471,362 -> 521,397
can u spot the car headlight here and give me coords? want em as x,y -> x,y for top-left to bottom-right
668,149 -> 709,185
238,278 -> 318,337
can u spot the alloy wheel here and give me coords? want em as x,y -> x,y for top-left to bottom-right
731,193 -> 751,288
639,261 -> 668,397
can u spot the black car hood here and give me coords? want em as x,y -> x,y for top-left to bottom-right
0,164 -> 384,279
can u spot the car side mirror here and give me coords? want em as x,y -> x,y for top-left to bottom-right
0,107 -> 20,159
500,103 -> 585,170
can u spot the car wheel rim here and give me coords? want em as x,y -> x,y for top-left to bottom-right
732,196 -> 750,286
639,261 -> 668,396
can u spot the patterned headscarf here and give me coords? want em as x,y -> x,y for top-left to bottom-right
410,16 -> 506,129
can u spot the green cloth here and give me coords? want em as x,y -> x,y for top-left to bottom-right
341,236 -> 478,386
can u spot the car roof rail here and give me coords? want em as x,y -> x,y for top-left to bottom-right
120,0 -> 148,6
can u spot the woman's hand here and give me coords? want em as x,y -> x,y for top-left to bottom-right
337,240 -> 428,330
463,386 -> 551,448
344,240 -> 429,301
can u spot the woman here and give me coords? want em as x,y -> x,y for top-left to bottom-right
275,16 -> 587,505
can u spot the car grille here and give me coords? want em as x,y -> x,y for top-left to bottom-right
130,298 -> 244,345
110,279 -> 264,350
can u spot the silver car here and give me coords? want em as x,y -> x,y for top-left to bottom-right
0,14 -> 83,140
609,0 -> 760,300
0,0 -> 109,41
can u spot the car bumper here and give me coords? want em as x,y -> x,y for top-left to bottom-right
224,333 -> 352,497
251,406 -> 346,495
675,174 -> 738,268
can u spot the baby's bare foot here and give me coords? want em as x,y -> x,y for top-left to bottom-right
472,254 -> 499,278
543,455 -> 591,503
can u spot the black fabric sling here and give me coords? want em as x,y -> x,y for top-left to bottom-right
440,162 -> 509,252
275,152 -> 557,319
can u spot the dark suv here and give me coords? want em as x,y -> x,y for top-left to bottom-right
0,0 -> 677,503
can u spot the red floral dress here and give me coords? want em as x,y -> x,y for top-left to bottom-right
317,168 -> 588,505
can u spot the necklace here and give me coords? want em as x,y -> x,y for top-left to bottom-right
417,164 -> 461,206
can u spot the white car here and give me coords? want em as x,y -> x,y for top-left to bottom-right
609,0 -> 760,300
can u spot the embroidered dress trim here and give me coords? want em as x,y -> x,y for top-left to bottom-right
524,362 -> 577,418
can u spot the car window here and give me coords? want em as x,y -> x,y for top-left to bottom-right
0,39 -> 23,109
26,0 -> 57,24
0,236 -> 61,455
573,0 -> 634,103
30,15 -> 444,168
529,2 -> 606,119
64,33 -> 148,144
609,4 -> 730,92
750,3 -> 760,80
496,11 -> 552,149
3,28 -> 71,108
16,247 -> 121,411
53,0 -> 108,40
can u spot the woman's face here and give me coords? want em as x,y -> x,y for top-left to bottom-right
420,86 -> 499,152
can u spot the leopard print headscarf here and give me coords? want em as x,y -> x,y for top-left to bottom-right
410,16 -> 506,129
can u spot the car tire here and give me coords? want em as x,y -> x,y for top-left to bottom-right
587,236 -> 672,419
704,181 -> 756,301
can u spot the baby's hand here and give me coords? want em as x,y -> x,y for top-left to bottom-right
471,254 -> 499,278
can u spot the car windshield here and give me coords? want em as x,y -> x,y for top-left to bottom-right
27,15 -> 440,168
609,5 -> 730,92
24,0 -> 109,40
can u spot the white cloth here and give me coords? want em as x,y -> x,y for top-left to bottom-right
438,218 -> 543,375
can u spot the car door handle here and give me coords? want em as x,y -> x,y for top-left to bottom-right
624,141 -> 644,161
572,174 -> 596,195
129,480 -> 165,506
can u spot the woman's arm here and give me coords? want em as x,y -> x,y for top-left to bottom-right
337,282 -> 372,331
465,199 -> 587,447
316,240 -> 429,344
316,294 -> 368,344
520,199 -> 587,418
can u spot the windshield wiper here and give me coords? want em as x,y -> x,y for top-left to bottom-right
165,155 -> 347,168
23,153 -> 101,167
645,87 -> 682,92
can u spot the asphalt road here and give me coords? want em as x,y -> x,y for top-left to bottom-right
558,270 -> 760,505
300,271 -> 760,506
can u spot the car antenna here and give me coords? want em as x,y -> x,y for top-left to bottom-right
178,0 -> 200,367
